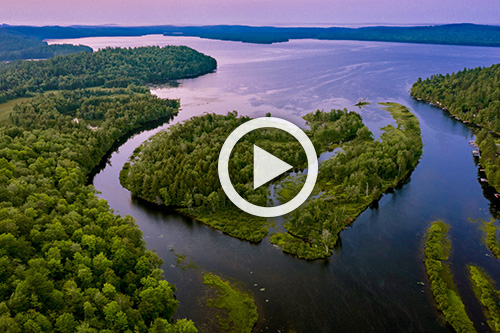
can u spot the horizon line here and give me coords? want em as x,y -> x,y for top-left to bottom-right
2,22 -> 500,29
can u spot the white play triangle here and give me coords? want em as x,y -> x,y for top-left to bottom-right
253,145 -> 293,190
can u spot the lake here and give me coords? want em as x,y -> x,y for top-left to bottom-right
50,35 -> 500,332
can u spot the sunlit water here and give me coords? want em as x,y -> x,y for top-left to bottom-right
50,35 -> 500,332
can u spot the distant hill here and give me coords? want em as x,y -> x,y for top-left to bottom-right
0,30 -> 92,61
2,23 -> 500,46
163,24 -> 500,46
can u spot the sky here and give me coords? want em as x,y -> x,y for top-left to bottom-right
1,0 -> 500,27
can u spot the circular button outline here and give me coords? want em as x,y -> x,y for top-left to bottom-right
218,117 -> 318,218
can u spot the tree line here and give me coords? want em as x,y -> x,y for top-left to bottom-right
0,45 -> 217,103
411,63 -> 500,133
4,23 -> 500,47
475,129 -> 500,193
0,31 -> 92,61
0,45 -> 217,332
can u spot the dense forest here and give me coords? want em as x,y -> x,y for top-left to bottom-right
270,103 -> 422,259
3,23 -> 500,46
120,103 -> 422,259
164,24 -> 500,46
0,45 -> 217,103
119,109 -> 364,242
411,64 -> 500,193
411,64 -> 500,133
0,31 -> 91,61
120,112 -> 311,242
475,129 -> 500,193
0,46 -> 217,332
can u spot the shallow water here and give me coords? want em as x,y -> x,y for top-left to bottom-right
50,35 -> 500,332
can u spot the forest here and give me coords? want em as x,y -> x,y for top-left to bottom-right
3,23 -> 500,47
120,103 -> 423,260
411,63 -> 500,133
120,111 -> 311,242
0,31 -> 91,61
0,46 -> 217,332
270,103 -> 422,259
119,109 -> 364,243
475,128 -> 500,193
0,45 -> 217,103
411,64 -> 500,193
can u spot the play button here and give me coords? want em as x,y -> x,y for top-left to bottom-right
253,145 -> 292,190
218,117 -> 318,218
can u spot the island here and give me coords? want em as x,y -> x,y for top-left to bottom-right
120,103 -> 423,260
468,265 -> 500,332
423,221 -> 475,332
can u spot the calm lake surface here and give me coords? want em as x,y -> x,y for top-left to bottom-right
51,35 -> 500,332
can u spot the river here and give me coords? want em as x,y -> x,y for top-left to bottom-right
51,35 -> 500,332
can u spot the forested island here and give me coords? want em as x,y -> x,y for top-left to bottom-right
0,46 -> 216,331
2,23 -> 500,47
0,31 -> 91,61
411,64 -> 500,193
120,103 -> 423,260
270,103 -> 422,259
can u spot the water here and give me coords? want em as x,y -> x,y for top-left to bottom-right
51,35 -> 500,332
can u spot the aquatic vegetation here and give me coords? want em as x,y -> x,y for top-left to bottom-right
423,221 -> 476,332
468,265 -> 500,332
476,218 -> 500,259
203,273 -> 258,333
